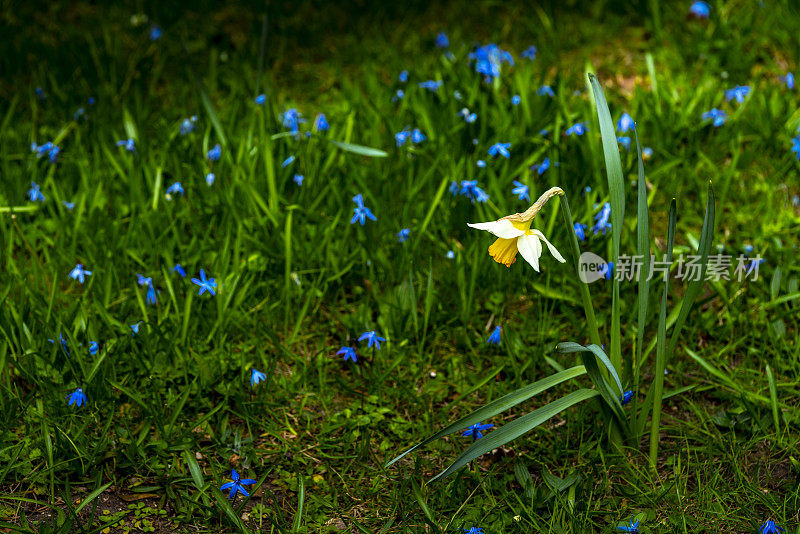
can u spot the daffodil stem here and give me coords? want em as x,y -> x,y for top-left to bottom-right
558,195 -> 601,347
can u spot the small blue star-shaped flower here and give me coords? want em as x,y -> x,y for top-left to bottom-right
293,174 -> 304,186
69,264 -> 92,284
476,160 -> 486,168
617,112 -> 635,133
66,387 -> 87,407
130,322 -> 141,335
62,201 -> 75,210
207,144 -> 222,162
411,128 -> 426,144
180,116 -> 197,135
701,108 -> 727,127
642,147 -> 654,160
149,25 -> 162,40
458,108 -> 477,123
282,155 -> 295,167
314,113 -> 329,132
251,368 -> 267,386
488,142 -> 511,158
511,181 -> 530,202
280,108 -> 304,134
358,330 -> 386,349
593,202 -> 612,235
446,250 -> 455,259
418,80 -> 442,92
398,70 -> 408,83
521,46 -> 537,60
511,95 -> 521,105
462,422 -> 493,441
48,333 -> 70,357
136,274 -> 157,305
618,136 -> 631,151
601,261 -> 614,280
435,32 -> 449,48
689,1 -> 710,18
116,139 -> 136,153
620,390 -> 634,405
173,264 -> 186,277
725,85 -> 750,103
191,269 -> 217,296
397,228 -> 410,242
574,222 -> 588,242
463,528 -> 485,534
27,182 -> 45,202
350,194 -> 377,225
206,173 -> 215,186
220,469 -> 257,499
537,85 -> 555,97
782,72 -> 795,90
759,520 -> 785,534
395,128 -> 411,146
617,517 -> 639,532
566,123 -> 587,136
393,89 -> 404,101
36,86 -> 45,99
337,346 -> 358,362
165,182 -> 184,199
254,94 -> 266,105
89,341 -> 99,356
486,326 -> 502,345
531,157 -> 550,175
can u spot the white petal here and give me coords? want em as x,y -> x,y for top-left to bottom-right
531,229 -> 566,263
467,219 -> 525,239
517,234 -> 542,272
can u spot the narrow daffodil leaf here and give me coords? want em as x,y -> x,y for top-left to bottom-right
556,342 -> 623,396
429,389 -> 600,483
385,365 -> 587,468
326,138 -> 388,157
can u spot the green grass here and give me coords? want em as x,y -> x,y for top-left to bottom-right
1,1 -> 800,532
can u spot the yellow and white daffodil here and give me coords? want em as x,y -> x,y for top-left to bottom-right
468,186 -> 566,272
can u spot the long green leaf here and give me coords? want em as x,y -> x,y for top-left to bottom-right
74,482 -> 112,514
648,199 -> 676,468
556,342 -> 622,395
325,138 -> 388,157
429,389 -> 600,483
385,366 -> 587,467
587,73 -> 625,374
633,127 -> 650,434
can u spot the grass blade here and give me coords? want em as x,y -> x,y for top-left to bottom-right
324,138 -> 388,157
633,127 -> 650,433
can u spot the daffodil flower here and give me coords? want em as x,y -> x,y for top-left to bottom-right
468,186 -> 566,272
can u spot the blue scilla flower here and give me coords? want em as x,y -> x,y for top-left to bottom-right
89,341 -> 99,356
173,264 -> 186,277
62,201 -> 75,210
314,113 -> 329,132
293,174 -> 304,186
486,326 -> 502,345
31,141 -> 61,163
180,116 -> 197,135
337,346 -> 358,362
743,244 -> 754,255
165,182 -> 184,200
537,85 -> 555,97
446,250 -> 455,259
488,142 -> 511,158
792,137 -> 800,159
470,43 -> 513,82
66,387 -> 87,407
689,1 -> 710,18
522,45 -> 537,60
759,520 -> 785,534
69,264 -> 92,284
395,128 -> 411,146
74,107 -> 86,120
574,222 -> 588,242
531,157 -> 550,175
137,274 -> 157,305
392,89 -> 404,102
220,469 -> 257,499
620,390 -> 634,405
566,122 -> 587,136
642,147 -> 654,160
702,108 -> 727,127
511,95 -> 521,105
280,108 -> 304,134
254,94 -> 266,105
411,128 -> 426,144
149,25 -> 162,40
601,261 -> 614,280
782,72 -> 795,90
130,322 -> 140,335
618,136 -> 631,151
617,112 -> 635,133
457,180 -> 489,203
35,86 -> 45,99
463,528 -> 484,534
462,422 -> 493,441
48,332 -> 71,357
418,80 -> 442,92
116,139 -> 136,153
458,108 -> 478,123
358,330 -> 386,349
191,269 -> 217,296
397,228 -> 410,242
350,193 -> 377,225
511,181 -> 530,202
207,144 -> 221,162
725,85 -> 750,103
282,155 -> 295,167
617,517 -> 639,533
476,160 -> 486,168
593,202 -> 612,235
398,70 -> 408,83
206,173 -> 215,186
27,182 -> 45,202
251,368 -> 266,386
435,31 -> 449,48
